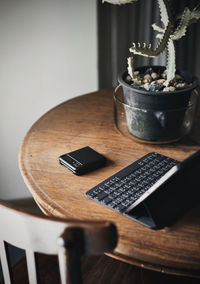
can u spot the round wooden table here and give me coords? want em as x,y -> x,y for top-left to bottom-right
19,89 -> 200,278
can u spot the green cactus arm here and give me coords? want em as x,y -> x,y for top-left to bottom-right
127,57 -> 135,79
171,5 -> 200,41
102,0 -> 137,4
129,0 -> 174,58
152,23 -> 165,33
189,4 -> 200,25
152,23 -> 165,39
129,22 -> 173,57
157,0 -> 169,27
165,39 -> 176,86
171,8 -> 190,40
127,57 -> 142,84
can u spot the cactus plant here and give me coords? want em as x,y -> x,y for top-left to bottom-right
103,0 -> 200,86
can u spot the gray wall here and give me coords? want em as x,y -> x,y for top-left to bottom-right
0,0 -> 97,199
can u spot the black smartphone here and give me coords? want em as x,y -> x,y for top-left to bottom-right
59,146 -> 106,175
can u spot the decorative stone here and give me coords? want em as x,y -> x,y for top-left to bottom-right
149,84 -> 163,92
176,83 -> 186,89
161,71 -> 167,79
125,75 -> 132,83
144,74 -> 151,80
156,79 -> 165,84
163,86 -> 176,92
144,83 -> 151,91
137,75 -> 143,82
134,71 -> 140,76
151,72 -> 159,80
143,74 -> 152,83
132,79 -> 142,86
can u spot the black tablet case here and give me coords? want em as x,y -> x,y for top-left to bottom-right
126,150 -> 200,229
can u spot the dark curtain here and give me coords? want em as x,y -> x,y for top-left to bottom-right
98,0 -> 200,88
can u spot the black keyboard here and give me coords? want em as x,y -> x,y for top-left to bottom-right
86,152 -> 179,215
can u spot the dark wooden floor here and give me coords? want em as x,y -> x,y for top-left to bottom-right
1,254 -> 199,284
82,255 -> 200,284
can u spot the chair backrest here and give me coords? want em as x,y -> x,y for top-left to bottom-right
0,200 -> 117,284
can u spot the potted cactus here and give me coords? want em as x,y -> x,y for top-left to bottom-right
103,0 -> 200,143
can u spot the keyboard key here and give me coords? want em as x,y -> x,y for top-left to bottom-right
115,204 -> 127,212
109,201 -> 119,208
95,191 -> 108,201
87,191 -> 98,198
101,196 -> 112,204
104,187 -> 115,194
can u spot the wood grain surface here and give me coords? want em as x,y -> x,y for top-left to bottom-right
19,89 -> 200,278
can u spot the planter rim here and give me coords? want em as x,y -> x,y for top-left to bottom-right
114,85 -> 197,111
118,66 -> 199,96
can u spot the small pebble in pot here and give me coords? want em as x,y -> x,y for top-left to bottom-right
143,74 -> 152,83
161,71 -> 167,79
144,83 -> 151,91
132,78 -> 142,86
134,71 -> 140,76
163,86 -> 176,92
175,83 -> 186,89
125,75 -> 133,83
151,72 -> 159,80
149,84 -> 163,92
156,79 -> 166,84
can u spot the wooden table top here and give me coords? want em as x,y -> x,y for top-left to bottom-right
19,89 -> 200,278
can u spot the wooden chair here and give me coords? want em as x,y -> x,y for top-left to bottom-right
1,200 -> 199,284
0,200 -> 117,284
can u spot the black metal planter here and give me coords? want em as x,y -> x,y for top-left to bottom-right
117,66 -> 199,143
